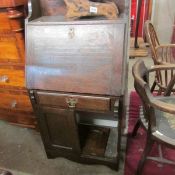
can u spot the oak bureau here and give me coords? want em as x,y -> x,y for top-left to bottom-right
26,0 -> 130,170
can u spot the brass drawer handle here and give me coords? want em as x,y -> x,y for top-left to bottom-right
0,75 -> 9,83
11,100 -> 17,109
66,98 -> 78,108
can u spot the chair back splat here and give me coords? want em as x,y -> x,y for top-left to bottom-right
145,20 -> 175,94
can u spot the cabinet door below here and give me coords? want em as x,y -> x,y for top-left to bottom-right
38,107 -> 80,154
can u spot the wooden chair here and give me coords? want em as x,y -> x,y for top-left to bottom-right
144,20 -> 175,94
132,59 -> 175,175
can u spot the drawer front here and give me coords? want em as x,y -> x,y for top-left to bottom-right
26,22 -> 125,96
0,68 -> 25,88
35,91 -> 111,112
0,108 -> 36,128
0,91 -> 33,112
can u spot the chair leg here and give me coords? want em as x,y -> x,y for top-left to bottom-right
132,119 -> 141,137
151,81 -> 156,92
135,138 -> 154,175
157,88 -> 163,95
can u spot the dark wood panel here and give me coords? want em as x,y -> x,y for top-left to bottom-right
26,22 -> 125,96
38,107 -> 80,153
36,91 -> 111,112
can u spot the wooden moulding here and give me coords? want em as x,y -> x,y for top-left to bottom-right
64,0 -> 119,19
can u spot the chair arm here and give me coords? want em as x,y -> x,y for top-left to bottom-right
150,97 -> 175,114
149,64 -> 175,72
156,44 -> 175,49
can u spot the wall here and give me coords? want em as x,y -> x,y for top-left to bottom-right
152,0 -> 175,43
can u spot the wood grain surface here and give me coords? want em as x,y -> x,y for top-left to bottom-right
26,22 -> 125,96
64,0 -> 119,19
36,91 -> 111,112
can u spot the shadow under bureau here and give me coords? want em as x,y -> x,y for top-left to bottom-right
26,0 -> 129,170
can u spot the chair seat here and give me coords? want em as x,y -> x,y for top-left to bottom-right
155,97 -> 175,140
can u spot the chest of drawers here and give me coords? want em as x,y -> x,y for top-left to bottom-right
26,0 -> 129,170
0,0 -> 36,128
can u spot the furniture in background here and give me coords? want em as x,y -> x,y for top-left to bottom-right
132,59 -> 175,175
25,0 -> 129,170
145,20 -> 175,94
0,0 -> 36,128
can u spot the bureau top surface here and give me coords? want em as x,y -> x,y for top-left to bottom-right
28,14 -> 128,25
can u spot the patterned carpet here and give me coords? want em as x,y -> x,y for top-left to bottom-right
124,91 -> 175,175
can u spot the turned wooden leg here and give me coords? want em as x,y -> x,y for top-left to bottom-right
132,118 -> 141,137
134,0 -> 143,48
135,138 -> 154,175
116,97 -> 123,170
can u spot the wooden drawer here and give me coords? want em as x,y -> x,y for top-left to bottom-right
0,108 -> 36,128
35,91 -> 111,112
0,68 -> 24,88
0,90 -> 33,112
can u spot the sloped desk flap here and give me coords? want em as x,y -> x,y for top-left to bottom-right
26,19 -> 126,96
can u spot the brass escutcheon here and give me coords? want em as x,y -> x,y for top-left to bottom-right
66,98 -> 78,108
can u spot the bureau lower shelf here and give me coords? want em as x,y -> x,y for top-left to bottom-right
43,123 -> 120,169
79,125 -> 118,158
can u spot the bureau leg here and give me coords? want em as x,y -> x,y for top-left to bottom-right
45,150 -> 57,159
116,97 -> 124,170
